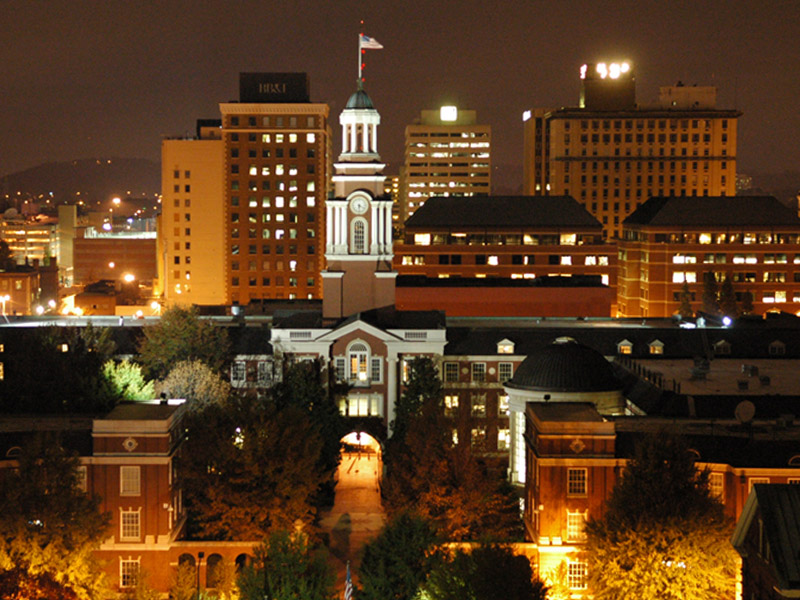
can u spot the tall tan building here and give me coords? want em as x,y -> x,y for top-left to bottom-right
400,107 -> 490,225
160,74 -> 332,307
160,122 -> 225,306
524,62 -> 741,239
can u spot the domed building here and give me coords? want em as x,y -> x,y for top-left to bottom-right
504,338 -> 624,485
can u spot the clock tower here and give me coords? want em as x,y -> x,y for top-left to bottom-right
322,85 -> 396,320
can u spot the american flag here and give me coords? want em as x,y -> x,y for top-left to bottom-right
359,34 -> 383,50
344,561 -> 353,600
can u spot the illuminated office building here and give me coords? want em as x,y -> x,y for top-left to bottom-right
523,62 -> 740,239
160,74 -> 332,307
401,107 -> 490,225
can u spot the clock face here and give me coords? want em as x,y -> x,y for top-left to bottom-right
351,197 -> 368,215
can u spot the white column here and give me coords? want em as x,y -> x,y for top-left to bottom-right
362,124 -> 369,154
386,355 -> 397,436
369,202 -> 380,254
350,123 -> 357,154
384,203 -> 392,252
371,124 -> 377,153
326,204 -> 334,253
341,124 -> 348,153
339,205 -> 347,251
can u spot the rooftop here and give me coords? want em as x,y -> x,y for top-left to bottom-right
623,195 -> 800,228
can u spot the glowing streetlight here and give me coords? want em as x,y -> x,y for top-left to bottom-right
0,294 -> 9,316
112,197 -> 121,206
108,261 -> 115,269
123,273 -> 135,283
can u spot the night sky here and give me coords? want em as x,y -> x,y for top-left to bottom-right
2,0 -> 799,189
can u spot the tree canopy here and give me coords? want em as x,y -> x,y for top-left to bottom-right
358,512 -> 441,600
156,359 -> 231,411
238,531 -> 336,600
137,305 -> 230,380
585,434 -> 737,600
383,358 -> 522,541
0,436 -> 110,599
417,545 -> 547,600
103,359 -> 154,402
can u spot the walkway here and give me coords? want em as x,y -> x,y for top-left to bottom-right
319,451 -> 386,591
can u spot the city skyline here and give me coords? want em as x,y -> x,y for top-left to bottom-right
2,0 -> 799,189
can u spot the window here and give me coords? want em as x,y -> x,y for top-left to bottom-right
370,357 -> 382,383
497,428 -> 510,451
231,361 -> 246,385
649,340 -> 664,355
120,509 -> 141,541
351,218 -> 367,254
471,363 -> 486,383
348,342 -> 369,383
568,561 -> 588,590
749,477 -> 770,493
617,339 -> 633,355
498,394 -> 509,416
443,362 -> 459,383
567,511 -> 587,542
567,468 -> 587,496
120,558 -> 140,588
339,394 -> 382,417
497,339 -> 515,354
470,426 -> 486,448
76,465 -> 87,492
334,357 -> 346,382
709,472 -> 724,500
471,394 -> 486,418
498,362 -> 513,383
444,395 -> 459,417
120,466 -> 141,496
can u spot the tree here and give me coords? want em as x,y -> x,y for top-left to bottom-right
701,272 -> 720,315
0,238 -> 14,270
358,512 -> 441,600
156,359 -> 231,411
718,273 -> 738,319
383,359 -> 522,542
168,562 -> 196,600
103,359 -> 155,401
0,568 -> 79,600
138,305 -> 230,380
0,436 -> 110,600
181,395 -> 330,540
584,434 -> 737,599
1,326 -> 117,413
417,545 -> 548,600
391,356 -> 443,443
238,531 -> 335,600
676,282 -> 693,319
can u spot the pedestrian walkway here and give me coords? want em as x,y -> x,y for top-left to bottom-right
319,451 -> 386,592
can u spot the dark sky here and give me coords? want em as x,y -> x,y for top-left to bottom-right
2,0 -> 799,188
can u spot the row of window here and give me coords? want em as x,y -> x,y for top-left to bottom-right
444,393 -> 510,418
443,361 -> 514,383
402,254 -> 606,267
573,132 -> 726,145
626,232 -> 800,245
411,233 -> 601,247
564,118 -> 727,131
228,116 -> 317,129
232,195 -> 316,207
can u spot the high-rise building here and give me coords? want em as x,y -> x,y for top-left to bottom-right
160,74 -> 332,308
220,73 -> 332,306
160,121 -> 226,306
400,106 -> 490,225
523,62 -> 741,239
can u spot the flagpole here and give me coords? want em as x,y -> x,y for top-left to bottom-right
357,34 -> 362,86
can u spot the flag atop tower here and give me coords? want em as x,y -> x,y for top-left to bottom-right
359,34 -> 383,49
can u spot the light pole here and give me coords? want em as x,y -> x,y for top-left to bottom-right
196,551 -> 204,599
0,294 -> 9,317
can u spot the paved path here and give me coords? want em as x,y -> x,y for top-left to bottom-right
319,451 -> 386,592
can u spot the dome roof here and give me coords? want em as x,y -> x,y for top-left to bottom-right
346,88 -> 375,109
506,339 -> 621,393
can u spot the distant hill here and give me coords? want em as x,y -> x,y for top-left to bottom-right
0,158 -> 161,208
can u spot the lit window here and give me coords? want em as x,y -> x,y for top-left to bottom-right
120,509 -> 141,541
370,357 -> 382,383
444,395 -> 459,417
617,340 -> 633,354
120,466 -> 141,496
348,342 -> 369,383
471,394 -> 486,417
487,255 -> 499,266
497,428 -> 510,451
560,256 -> 572,265
709,472 -> 724,500
649,340 -> 664,355
567,511 -> 587,542
568,561 -> 588,590
231,362 -> 246,385
470,426 -> 486,448
498,394 -> 510,416
567,468 -> 587,496
120,559 -> 140,588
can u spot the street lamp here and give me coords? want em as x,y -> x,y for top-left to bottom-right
0,294 -> 9,316
196,551 -> 204,599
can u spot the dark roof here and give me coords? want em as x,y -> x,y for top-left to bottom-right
404,196 -> 602,230
228,324 -> 272,355
339,305 -> 446,330
753,484 -> 800,590
528,402 -> 607,423
397,275 -> 607,288
345,89 -> 375,110
506,339 -> 622,392
623,196 -> 800,228
103,402 -> 181,421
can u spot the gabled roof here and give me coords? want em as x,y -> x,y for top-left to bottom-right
404,196 -> 602,230
623,196 -> 800,228
732,484 -> 800,593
